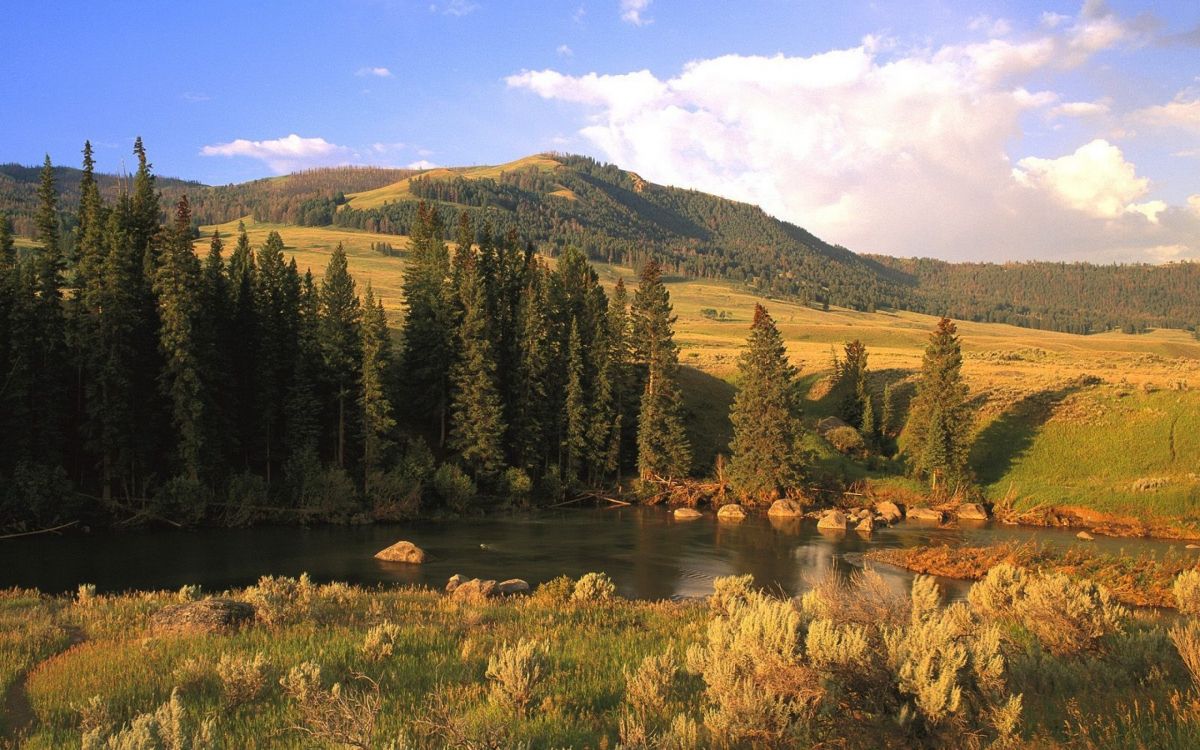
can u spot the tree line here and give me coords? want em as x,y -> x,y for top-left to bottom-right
0,142 -> 697,529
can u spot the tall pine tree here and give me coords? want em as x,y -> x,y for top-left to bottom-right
360,283 -> 397,493
728,305 -> 803,500
318,244 -> 361,469
904,318 -> 972,492
632,260 -> 691,480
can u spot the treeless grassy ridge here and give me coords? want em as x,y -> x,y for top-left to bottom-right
195,220 -> 1200,527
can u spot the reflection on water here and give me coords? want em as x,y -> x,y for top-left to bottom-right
0,506 -> 1188,600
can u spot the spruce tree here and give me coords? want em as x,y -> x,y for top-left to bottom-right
449,250 -> 506,483
227,227 -> 259,469
154,198 -> 206,482
838,339 -> 868,427
632,260 -> 691,480
318,244 -> 361,469
563,320 -> 588,483
361,284 -> 396,493
284,269 -> 324,503
399,203 -> 455,446
881,382 -> 897,437
255,231 -> 300,484
904,318 -> 972,492
511,266 -> 551,474
29,156 -> 69,470
728,305 -> 803,500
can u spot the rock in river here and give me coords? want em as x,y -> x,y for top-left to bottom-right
767,499 -> 804,518
674,508 -> 703,520
374,540 -> 426,564
1077,531 -> 1094,541
817,509 -> 849,530
956,503 -> 989,521
907,507 -> 944,523
875,501 -> 904,524
717,503 -> 747,521
497,579 -> 530,595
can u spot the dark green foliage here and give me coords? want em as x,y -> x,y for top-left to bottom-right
728,305 -> 803,500
904,318 -> 973,493
318,245 -> 361,468
360,283 -> 396,493
633,260 -> 691,480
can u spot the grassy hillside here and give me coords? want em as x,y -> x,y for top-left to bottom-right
200,220 -> 1200,528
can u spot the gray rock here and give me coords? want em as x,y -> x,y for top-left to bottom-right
855,516 -> 877,533
374,540 -> 426,564
496,579 -> 530,595
717,503 -> 747,521
907,507 -> 944,523
150,599 -> 255,635
874,501 -> 904,524
451,578 -> 498,600
767,499 -> 804,518
817,509 -> 849,530
956,503 -> 989,521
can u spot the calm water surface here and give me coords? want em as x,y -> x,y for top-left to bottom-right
0,507 -> 1189,599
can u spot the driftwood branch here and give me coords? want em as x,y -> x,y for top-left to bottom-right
0,520 -> 79,540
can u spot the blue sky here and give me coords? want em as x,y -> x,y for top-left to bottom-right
2,0 -> 1198,262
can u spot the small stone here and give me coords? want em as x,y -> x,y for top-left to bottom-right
1076,531 -> 1094,541
817,509 -> 849,530
1187,544 -> 1200,550
717,503 -> 746,521
496,579 -> 530,595
374,540 -> 426,564
446,574 -> 468,593
855,516 -> 876,533
674,507 -> 703,520
767,499 -> 804,518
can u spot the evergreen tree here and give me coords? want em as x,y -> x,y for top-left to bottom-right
227,227 -> 259,469
860,385 -> 877,451
838,339 -> 868,427
399,203 -> 455,446
605,278 -> 635,477
632,260 -> 691,480
881,382 -> 897,437
318,244 -> 361,469
196,231 -> 233,473
29,156 -> 69,471
563,320 -> 588,483
283,269 -> 324,502
255,231 -> 300,484
904,318 -> 972,492
728,305 -> 803,500
154,198 -> 207,482
361,284 -> 396,493
511,266 -> 551,473
449,251 -> 506,483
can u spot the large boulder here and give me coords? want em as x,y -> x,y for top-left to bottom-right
767,499 -> 804,518
816,509 -> 849,530
674,507 -> 703,520
716,503 -> 747,521
856,516 -> 878,533
874,501 -> 904,524
907,507 -> 944,523
956,503 -> 989,521
496,579 -> 530,595
150,599 -> 255,635
445,574 -> 469,593
374,540 -> 426,564
450,578 -> 498,600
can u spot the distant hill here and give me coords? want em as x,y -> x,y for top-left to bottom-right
2,153 -> 1198,335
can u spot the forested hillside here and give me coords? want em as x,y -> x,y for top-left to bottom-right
3,151 -> 1199,335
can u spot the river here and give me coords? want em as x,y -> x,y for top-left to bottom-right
0,507 -> 1188,599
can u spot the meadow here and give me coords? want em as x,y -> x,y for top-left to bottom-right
6,567 -> 1200,748
196,219 -> 1200,531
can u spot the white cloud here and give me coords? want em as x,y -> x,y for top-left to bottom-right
1049,99 -> 1111,117
1013,140 -> 1150,219
969,15 -> 1012,37
556,44 -> 573,57
1134,96 -> 1200,133
431,0 -> 478,17
200,134 -> 354,173
507,3 -> 1199,262
406,159 -> 439,170
356,66 -> 393,78
620,0 -> 651,26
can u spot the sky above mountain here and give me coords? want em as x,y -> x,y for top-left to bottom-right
2,0 -> 1197,263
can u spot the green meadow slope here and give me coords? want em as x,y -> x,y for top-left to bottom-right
198,220 -> 1200,528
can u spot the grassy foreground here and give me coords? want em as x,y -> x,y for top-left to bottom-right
194,220 -> 1200,530
6,568 -> 1200,748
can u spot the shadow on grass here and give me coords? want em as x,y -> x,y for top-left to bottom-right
679,365 -> 735,475
970,383 -> 1084,487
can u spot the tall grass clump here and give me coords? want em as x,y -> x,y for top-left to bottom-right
81,688 -> 213,750
485,639 -> 548,717
1174,569 -> 1200,616
279,661 -> 382,749
572,572 -> 617,603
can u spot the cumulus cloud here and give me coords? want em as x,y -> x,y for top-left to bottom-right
1134,95 -> 1200,133
1049,99 -> 1110,117
356,66 -> 393,78
507,2 -> 1199,262
620,0 -> 652,26
406,159 -> 439,170
200,134 -> 354,173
